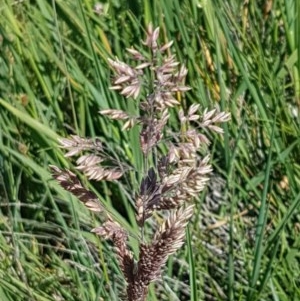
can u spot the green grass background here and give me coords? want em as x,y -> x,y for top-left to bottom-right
0,0 -> 299,300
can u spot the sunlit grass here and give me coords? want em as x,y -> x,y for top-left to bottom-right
0,0 -> 299,300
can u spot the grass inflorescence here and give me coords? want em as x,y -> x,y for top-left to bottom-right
0,0 -> 299,300
51,24 -> 230,300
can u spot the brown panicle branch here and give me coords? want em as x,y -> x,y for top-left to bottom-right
50,165 -> 103,212
127,205 -> 194,301
92,218 -> 135,284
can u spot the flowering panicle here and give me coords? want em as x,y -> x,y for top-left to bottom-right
57,135 -> 125,181
51,24 -> 230,301
92,217 -> 135,284
50,165 -> 103,212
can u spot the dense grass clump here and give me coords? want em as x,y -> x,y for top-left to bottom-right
0,1 -> 299,300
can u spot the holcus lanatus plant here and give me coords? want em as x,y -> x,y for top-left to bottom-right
50,24 -> 230,301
